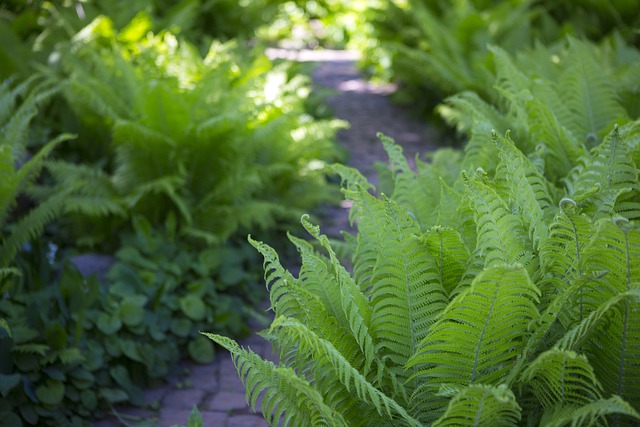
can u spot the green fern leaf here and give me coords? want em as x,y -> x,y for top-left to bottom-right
0,192 -> 67,266
379,133 -> 431,227
570,124 -> 639,220
267,317 -> 422,427
418,226 -> 469,297
432,384 -> 521,427
346,187 -> 389,293
463,170 -> 535,272
202,333 -> 348,427
493,131 -> 555,251
409,264 -> 540,419
560,38 -> 628,147
555,288 -> 640,357
541,395 -> 640,427
526,98 -> 586,184
248,235 -> 306,318
539,199 -> 595,305
519,348 -> 602,408
301,215 -> 376,375
368,197 -> 448,380
329,163 -> 376,194
441,92 -> 505,173
581,219 -> 640,409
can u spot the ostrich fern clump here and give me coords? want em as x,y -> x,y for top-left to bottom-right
206,126 -> 640,426
204,41 -> 640,425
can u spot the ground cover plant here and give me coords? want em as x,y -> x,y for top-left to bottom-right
204,31 -> 640,427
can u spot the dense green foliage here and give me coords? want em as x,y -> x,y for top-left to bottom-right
205,34 -> 640,426
0,6 -> 345,426
360,0 -> 640,114
34,15 -> 344,247
208,125 -> 640,425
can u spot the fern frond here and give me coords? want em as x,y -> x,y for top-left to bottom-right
0,191 -> 67,266
526,98 -> 586,184
0,76 -> 59,156
463,170 -> 535,272
12,133 -> 75,205
301,214 -> 376,375
409,264 -> 540,421
555,288 -> 640,354
346,187 -> 388,292
570,124 -> 639,220
581,219 -> 640,408
329,163 -> 376,195
379,133 -> 432,227
432,384 -> 521,427
539,199 -> 595,300
267,317 -> 422,427
541,395 -> 640,427
286,233 -> 368,370
519,348 -> 602,408
418,226 -> 469,297
248,235 -> 304,318
368,196 -> 448,381
493,131 -> 555,251
440,92 -> 505,173
560,38 -> 628,147
203,333 -> 348,427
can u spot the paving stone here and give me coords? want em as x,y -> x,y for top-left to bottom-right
227,415 -> 269,427
145,386 -> 169,406
217,358 -> 246,393
163,388 -> 206,410
206,391 -> 250,412
184,364 -> 219,391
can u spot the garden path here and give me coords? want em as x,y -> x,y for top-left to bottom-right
95,49 -> 437,427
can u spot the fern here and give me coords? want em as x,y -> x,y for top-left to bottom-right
367,196 -> 448,379
203,333 -> 348,427
462,170 -> 535,273
569,124 -> 639,220
266,317 -> 422,427
541,396 -> 640,427
520,348 -> 602,408
493,131 -> 555,251
432,384 -> 521,427
408,265 -> 540,421
560,38 -> 628,147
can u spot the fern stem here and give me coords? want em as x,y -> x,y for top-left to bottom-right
470,278 -> 500,384
607,125 -> 619,189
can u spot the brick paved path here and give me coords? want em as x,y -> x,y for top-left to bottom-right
94,49 -> 435,427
